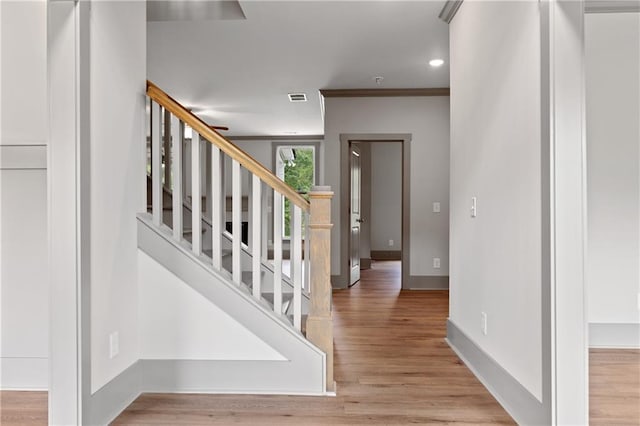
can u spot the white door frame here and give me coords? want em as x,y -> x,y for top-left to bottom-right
338,134 -> 411,289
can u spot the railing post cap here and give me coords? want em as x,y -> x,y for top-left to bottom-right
309,186 -> 334,199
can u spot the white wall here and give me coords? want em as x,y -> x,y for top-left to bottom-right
370,142 -> 402,252
0,0 -> 49,390
449,1 -> 542,400
324,97 -> 450,278
138,251 -> 285,360
90,1 -> 146,393
586,13 -> 640,326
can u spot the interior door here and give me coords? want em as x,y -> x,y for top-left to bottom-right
350,144 -> 362,286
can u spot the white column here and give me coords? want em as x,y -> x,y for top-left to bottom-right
48,1 -> 91,423
542,1 -> 588,424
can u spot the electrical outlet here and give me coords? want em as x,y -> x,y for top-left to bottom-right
471,197 -> 477,218
481,312 -> 488,335
433,257 -> 441,269
388,239 -> 394,247
109,332 -> 119,359
433,202 -> 441,213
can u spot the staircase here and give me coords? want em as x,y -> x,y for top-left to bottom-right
139,81 -> 335,394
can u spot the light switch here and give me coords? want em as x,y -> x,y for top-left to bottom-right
471,197 -> 477,218
433,202 -> 441,213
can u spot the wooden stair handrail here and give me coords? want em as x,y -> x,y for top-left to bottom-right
147,80 -> 310,212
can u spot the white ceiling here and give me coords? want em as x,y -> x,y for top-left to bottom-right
147,1 -> 450,136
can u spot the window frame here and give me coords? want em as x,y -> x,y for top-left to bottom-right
272,141 -> 321,239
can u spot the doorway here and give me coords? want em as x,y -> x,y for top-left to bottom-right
339,134 -> 411,289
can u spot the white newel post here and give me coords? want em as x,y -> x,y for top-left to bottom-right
305,186 -> 335,393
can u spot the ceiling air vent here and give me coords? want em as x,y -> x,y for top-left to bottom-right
288,93 -> 307,102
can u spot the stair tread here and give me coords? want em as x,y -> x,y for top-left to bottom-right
261,293 -> 294,304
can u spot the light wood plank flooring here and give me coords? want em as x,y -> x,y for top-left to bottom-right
1,261 -> 639,424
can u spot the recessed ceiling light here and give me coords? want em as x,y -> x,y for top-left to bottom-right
288,93 -> 307,102
429,59 -> 445,67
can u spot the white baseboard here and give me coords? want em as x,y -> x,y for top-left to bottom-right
408,275 -> 449,290
446,320 -> 547,425
140,359 -> 326,395
0,357 -> 48,390
589,322 -> 640,348
89,358 -> 329,424
90,361 -> 141,425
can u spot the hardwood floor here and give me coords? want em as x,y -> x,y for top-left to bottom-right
0,390 -> 47,426
1,261 -> 639,424
590,348 -> 640,425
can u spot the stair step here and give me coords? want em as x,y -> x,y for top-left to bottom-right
261,292 -> 294,315
183,228 -> 207,235
202,249 -> 232,258
146,205 -> 173,211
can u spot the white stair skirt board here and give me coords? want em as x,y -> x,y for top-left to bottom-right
446,320 -> 545,425
589,323 -> 640,348
136,213 -> 326,394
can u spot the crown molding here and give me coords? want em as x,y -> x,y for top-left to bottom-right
319,88 -> 450,98
585,0 -> 640,13
228,135 -> 324,141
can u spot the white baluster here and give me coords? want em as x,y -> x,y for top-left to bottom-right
151,102 -> 162,226
163,109 -> 171,189
304,211 -> 310,293
273,190 -> 283,314
205,144 -> 212,221
211,145 -> 222,270
191,133 -> 202,256
171,116 -> 183,241
261,188 -> 268,262
252,175 -> 262,299
247,175 -> 252,251
292,204 -> 303,331
232,159 -> 241,284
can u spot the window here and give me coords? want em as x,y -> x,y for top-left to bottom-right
275,145 -> 316,238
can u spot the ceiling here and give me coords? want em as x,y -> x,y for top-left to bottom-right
147,1 -> 450,136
